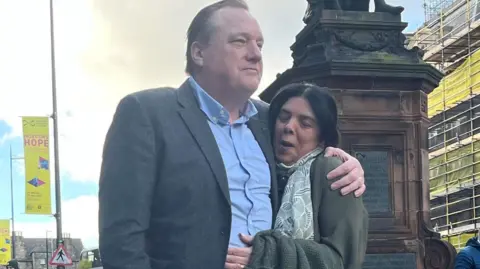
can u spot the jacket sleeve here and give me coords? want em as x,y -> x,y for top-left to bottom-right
98,94 -> 158,269
454,249 -> 474,269
315,156 -> 369,269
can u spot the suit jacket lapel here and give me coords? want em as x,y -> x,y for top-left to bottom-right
247,116 -> 279,223
177,81 -> 231,205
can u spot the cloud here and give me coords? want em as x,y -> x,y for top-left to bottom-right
15,195 -> 99,248
0,132 -> 16,146
0,0 -> 113,183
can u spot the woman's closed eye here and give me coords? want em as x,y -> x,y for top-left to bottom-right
278,112 -> 291,123
299,117 -> 315,129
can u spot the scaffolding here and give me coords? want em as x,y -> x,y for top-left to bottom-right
411,0 -> 480,250
424,0 -> 456,22
411,0 -> 480,72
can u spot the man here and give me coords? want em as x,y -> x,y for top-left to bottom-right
454,233 -> 480,268
98,1 -> 366,269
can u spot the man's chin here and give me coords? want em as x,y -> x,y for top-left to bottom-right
239,77 -> 260,89
244,83 -> 260,96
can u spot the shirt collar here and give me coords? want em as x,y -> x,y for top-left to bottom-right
188,76 -> 257,125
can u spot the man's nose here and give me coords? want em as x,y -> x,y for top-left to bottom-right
246,42 -> 262,62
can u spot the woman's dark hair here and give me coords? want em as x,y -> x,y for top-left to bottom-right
268,82 -> 340,148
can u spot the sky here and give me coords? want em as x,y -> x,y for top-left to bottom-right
0,0 -> 425,249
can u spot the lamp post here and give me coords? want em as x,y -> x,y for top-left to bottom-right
48,0 -> 63,247
9,146 -> 23,259
9,145 -> 15,260
46,230 -> 51,269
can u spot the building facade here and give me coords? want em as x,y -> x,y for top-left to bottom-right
10,232 -> 83,269
411,0 -> 480,250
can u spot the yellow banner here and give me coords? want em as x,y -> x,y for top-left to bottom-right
22,116 -> 52,215
0,220 -> 11,265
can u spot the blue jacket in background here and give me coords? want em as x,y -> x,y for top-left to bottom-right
455,237 -> 480,269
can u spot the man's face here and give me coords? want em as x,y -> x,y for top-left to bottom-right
198,7 -> 263,96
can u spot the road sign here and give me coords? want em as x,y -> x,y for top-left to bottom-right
48,244 -> 72,266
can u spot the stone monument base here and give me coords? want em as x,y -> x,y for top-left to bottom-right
260,10 -> 457,269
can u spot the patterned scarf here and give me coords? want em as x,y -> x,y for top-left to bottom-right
274,147 -> 323,240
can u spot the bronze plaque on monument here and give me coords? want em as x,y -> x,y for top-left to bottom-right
355,149 -> 391,214
260,0 -> 457,268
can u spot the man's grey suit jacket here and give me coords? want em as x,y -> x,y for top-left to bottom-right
98,80 -> 279,269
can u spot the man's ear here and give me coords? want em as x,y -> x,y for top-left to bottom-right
191,41 -> 205,68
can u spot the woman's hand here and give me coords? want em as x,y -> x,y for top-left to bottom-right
324,147 -> 366,197
225,234 -> 253,269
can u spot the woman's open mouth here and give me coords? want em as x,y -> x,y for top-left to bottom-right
280,140 -> 294,148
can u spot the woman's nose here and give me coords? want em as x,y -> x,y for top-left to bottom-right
283,121 -> 294,134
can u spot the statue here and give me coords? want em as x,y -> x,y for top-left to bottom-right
304,0 -> 405,24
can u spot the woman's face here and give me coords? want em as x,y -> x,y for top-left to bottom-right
274,96 -> 320,165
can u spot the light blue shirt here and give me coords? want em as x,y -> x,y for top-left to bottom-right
189,77 -> 272,247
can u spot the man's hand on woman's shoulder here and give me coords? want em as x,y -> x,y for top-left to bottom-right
324,147 -> 366,197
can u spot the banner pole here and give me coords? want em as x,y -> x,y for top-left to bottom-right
9,145 -> 15,260
49,0 -> 63,245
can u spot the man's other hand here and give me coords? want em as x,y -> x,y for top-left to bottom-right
225,234 -> 253,269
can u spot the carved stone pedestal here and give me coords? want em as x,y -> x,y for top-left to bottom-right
260,10 -> 457,269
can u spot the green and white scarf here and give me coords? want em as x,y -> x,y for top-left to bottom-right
274,147 -> 323,240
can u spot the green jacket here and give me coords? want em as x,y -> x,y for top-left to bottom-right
247,155 -> 369,269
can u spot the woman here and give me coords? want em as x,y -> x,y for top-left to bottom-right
247,83 -> 369,269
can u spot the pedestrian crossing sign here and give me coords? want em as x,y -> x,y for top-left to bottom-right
48,243 -> 73,266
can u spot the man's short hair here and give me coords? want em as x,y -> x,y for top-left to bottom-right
185,0 -> 249,75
